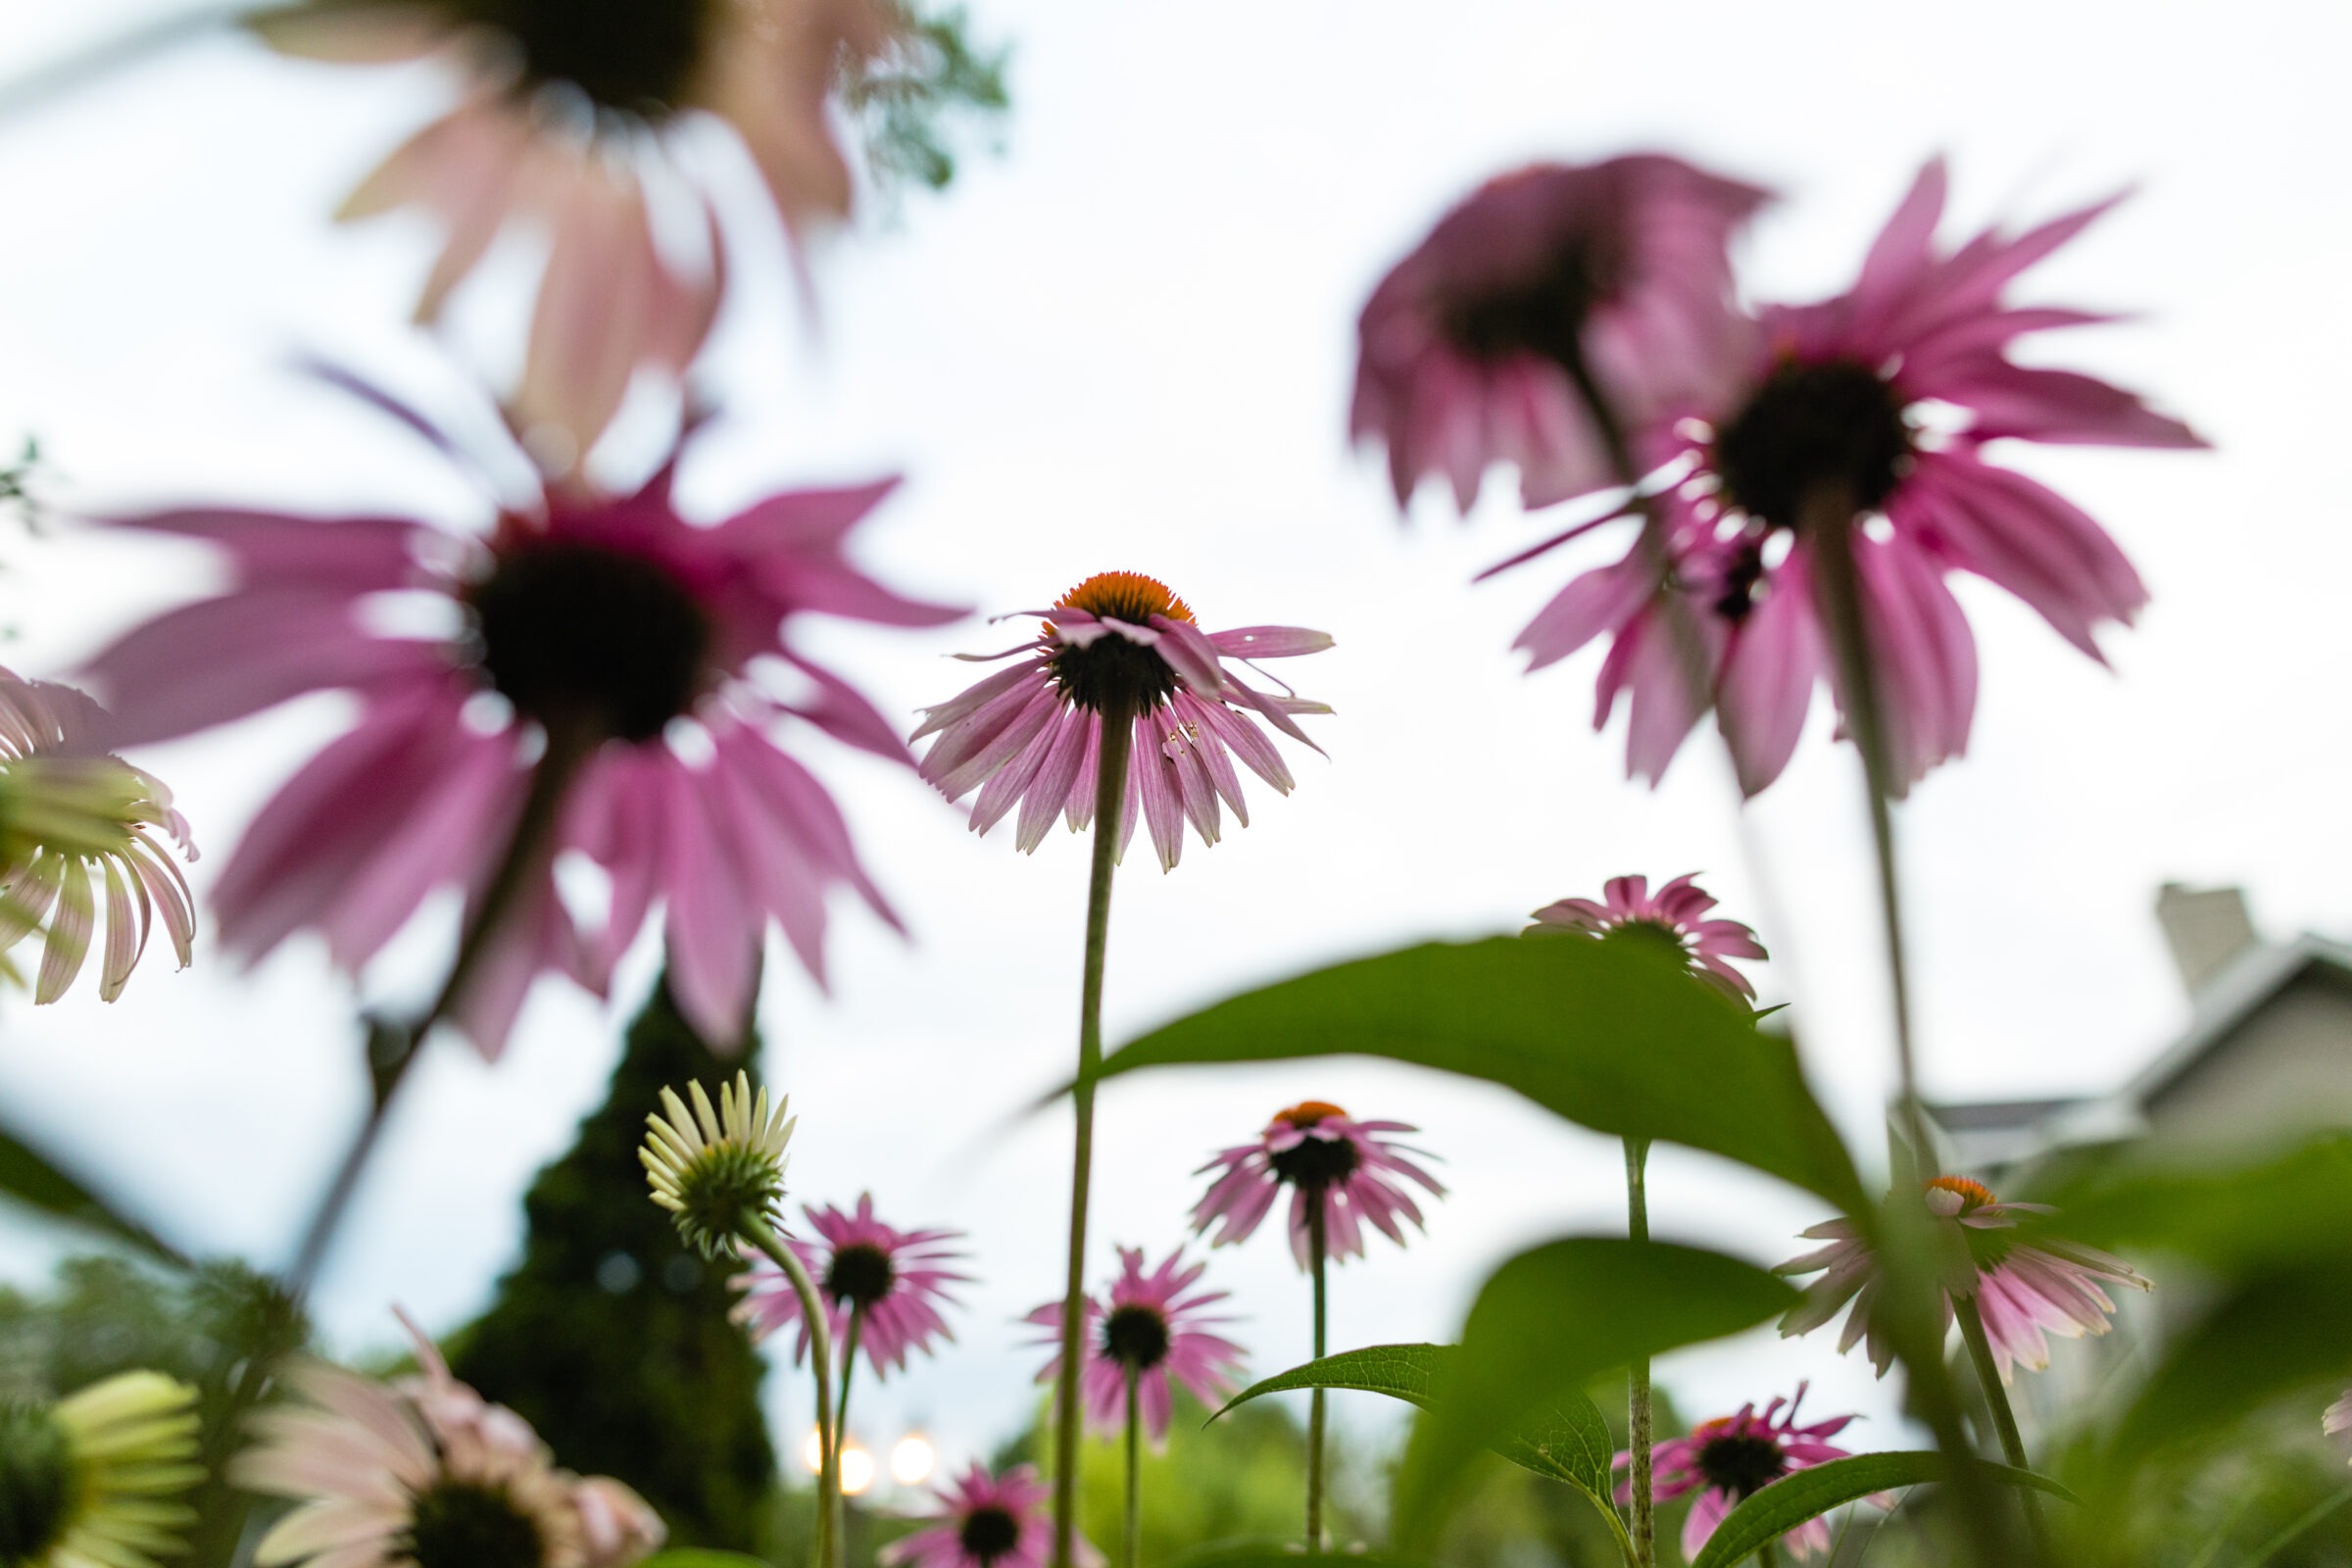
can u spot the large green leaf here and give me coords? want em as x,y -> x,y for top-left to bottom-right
1215,1345 -> 1625,1554
0,1115 -> 183,1264
2113,1257 -> 2352,1462
2033,1133 -> 2352,1278
1393,1238 -> 1797,1547
1688,1451 -> 2075,1568
1171,1546 -> 1433,1568
1094,936 -> 1862,1210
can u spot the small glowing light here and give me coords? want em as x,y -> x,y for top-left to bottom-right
891,1434 -> 937,1487
839,1443 -> 875,1495
802,1427 -> 825,1475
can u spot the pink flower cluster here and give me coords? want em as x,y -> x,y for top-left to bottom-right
1356,156 -> 2201,795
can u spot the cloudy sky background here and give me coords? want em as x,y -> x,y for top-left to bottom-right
0,0 -> 2344,1501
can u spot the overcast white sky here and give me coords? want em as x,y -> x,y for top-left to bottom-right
0,0 -> 2345,1503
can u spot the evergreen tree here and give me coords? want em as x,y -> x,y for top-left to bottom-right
451,973 -> 777,1549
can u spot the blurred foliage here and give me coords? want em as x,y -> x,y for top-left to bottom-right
846,0 -> 1009,197
0,1252 -> 305,1565
450,972 -> 777,1551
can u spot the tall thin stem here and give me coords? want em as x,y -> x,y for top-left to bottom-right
745,1214 -> 842,1568
1122,1365 -> 1143,1568
1306,1198 -> 1329,1554
1623,1136 -> 1653,1568
1053,704 -> 1134,1568
1953,1295 -> 2046,1545
836,1304 -> 865,1489
285,726 -> 593,1299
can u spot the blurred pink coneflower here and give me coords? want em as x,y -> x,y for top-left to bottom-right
1626,1385 -> 1870,1562
735,1194 -> 967,1378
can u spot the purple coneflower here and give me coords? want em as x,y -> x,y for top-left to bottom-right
883,1464 -> 1093,1568
1778,1175 -> 2151,1381
1025,1246 -> 1245,1443
1624,1386 -> 1868,1562
83,394 -> 956,1053
234,1315 -> 662,1568
735,1194 -> 967,1378
1352,156 -> 1768,512
254,0 -> 891,458
914,571 -> 1331,872
1192,1102 -> 1444,1270
0,667 -> 196,1003
1503,160 -> 2202,794
1530,871 -> 1764,1002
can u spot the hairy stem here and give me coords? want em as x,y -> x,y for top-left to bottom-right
1306,1198 -> 1329,1553
1624,1137 -> 1653,1568
1123,1365 -> 1143,1568
746,1215 -> 842,1568
1053,704 -> 1133,1568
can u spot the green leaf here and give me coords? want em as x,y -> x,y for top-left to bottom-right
2113,1257 -> 2352,1463
1171,1545 -> 1433,1568
638,1553 -> 774,1568
2033,1132 -> 2352,1278
1096,936 -> 1862,1210
1394,1238 -> 1798,1548
1214,1345 -> 1625,1551
1690,1452 -> 2077,1568
0,1115 -> 183,1264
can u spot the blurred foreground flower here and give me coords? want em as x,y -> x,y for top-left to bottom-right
883,1463 -> 1093,1568
1025,1245 -> 1244,1443
1623,1386 -> 1871,1562
0,667 -> 196,1003
1192,1101 -> 1443,1270
0,1370 -> 201,1568
84,398 -> 958,1051
736,1193 -> 966,1377
914,571 -> 1331,871
1530,870 -> 1764,1002
642,1071 -> 794,1259
1507,160 -> 2202,793
1778,1174 -> 2151,1380
2328,1389 -> 2352,1460
1352,156 -> 1768,512
253,0 -> 894,459
236,1314 -> 661,1568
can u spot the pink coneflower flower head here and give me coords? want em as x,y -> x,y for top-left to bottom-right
1777,1174 -> 2152,1381
733,1193 -> 967,1378
913,571 -> 1331,872
1191,1101 -> 1445,1270
84,393 -> 958,1054
1528,871 -> 1764,1003
1621,1385 -> 1868,1562
1517,160 -> 2204,796
1352,156 -> 1769,513
234,1314 -> 662,1568
254,0 -> 894,459
882,1463 -> 1097,1568
0,667 -> 197,1003
1023,1246 -> 1246,1443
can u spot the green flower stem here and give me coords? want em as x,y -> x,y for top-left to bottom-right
1953,1293 -> 2046,1546
1758,1542 -> 1782,1568
287,722 -> 594,1300
1053,703 -> 1134,1568
745,1214 -> 843,1568
836,1303 -> 866,1491
1624,1136 -> 1653,1568
1306,1198 -> 1329,1554
1123,1365 -> 1144,1568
